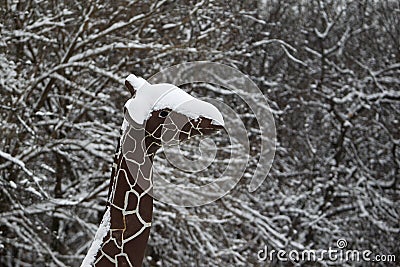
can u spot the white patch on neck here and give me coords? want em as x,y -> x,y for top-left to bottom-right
124,75 -> 224,126
80,207 -> 111,267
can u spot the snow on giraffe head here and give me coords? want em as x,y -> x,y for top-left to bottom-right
123,74 -> 225,151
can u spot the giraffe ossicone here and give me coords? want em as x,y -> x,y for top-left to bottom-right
81,74 -> 225,267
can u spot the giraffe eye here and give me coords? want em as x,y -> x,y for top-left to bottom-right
159,110 -> 169,118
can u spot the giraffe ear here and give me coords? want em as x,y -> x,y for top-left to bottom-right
125,79 -> 136,96
125,74 -> 149,97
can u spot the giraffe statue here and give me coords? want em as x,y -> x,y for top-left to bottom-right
81,74 -> 224,267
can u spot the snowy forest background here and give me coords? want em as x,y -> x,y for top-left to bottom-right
1,0 -> 399,266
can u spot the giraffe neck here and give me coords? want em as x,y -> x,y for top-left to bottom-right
82,121 -> 155,267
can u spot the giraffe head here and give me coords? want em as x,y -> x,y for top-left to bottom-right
123,74 -> 224,154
